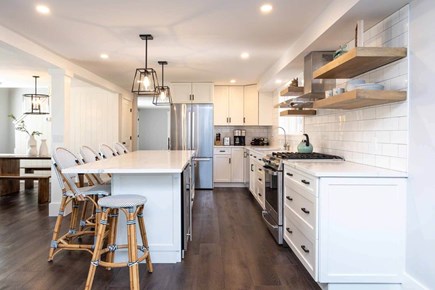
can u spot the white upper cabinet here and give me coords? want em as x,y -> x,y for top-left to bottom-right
213,86 -> 229,125
228,86 -> 244,125
259,91 -> 273,126
243,84 -> 259,125
171,82 -> 213,104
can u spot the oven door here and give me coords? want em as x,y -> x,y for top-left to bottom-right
263,166 -> 282,225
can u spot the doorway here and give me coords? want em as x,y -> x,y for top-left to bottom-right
138,108 -> 170,150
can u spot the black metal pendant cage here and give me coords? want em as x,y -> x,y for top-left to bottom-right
152,86 -> 172,106
23,76 -> 50,115
131,68 -> 159,95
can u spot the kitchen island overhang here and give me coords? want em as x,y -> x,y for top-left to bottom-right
63,150 -> 195,263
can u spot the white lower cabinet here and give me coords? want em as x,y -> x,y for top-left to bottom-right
283,164 -> 406,289
213,147 -> 244,183
248,150 -> 265,209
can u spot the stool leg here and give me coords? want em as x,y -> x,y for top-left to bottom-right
68,199 -> 80,239
137,206 -> 153,273
79,200 -> 89,231
85,208 -> 109,290
105,209 -> 119,269
127,208 -> 140,290
48,196 -> 69,261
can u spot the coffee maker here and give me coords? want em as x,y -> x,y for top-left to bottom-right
233,129 -> 246,146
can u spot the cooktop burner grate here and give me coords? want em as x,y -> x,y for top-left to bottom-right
271,152 -> 343,160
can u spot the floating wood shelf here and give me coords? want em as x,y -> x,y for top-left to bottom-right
313,47 -> 407,79
280,109 -> 316,116
313,89 -> 407,110
278,100 -> 313,109
280,86 -> 304,96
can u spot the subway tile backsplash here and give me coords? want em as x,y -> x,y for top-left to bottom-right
270,5 -> 409,172
214,126 -> 272,146
304,6 -> 409,172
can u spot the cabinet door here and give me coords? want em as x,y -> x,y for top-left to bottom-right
249,156 -> 256,195
213,86 -> 229,125
228,86 -> 244,125
171,83 -> 192,103
231,148 -> 244,182
259,92 -> 273,126
243,149 -> 250,185
243,85 -> 259,125
213,154 -> 231,182
192,83 -> 213,103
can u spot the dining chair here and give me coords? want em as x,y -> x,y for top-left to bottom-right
48,147 -> 111,262
99,144 -> 118,159
114,142 -> 129,155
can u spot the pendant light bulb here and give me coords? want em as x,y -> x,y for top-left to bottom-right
143,75 -> 151,90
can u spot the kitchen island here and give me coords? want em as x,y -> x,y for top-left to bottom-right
63,150 -> 195,263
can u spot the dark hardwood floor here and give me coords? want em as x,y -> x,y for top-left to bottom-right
0,186 -> 320,290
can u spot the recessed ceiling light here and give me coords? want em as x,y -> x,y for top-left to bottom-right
275,79 -> 282,84
241,52 -> 250,59
100,53 -> 109,59
36,4 -> 50,15
260,4 -> 273,14
230,79 -> 236,84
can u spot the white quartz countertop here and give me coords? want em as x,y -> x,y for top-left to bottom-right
63,150 -> 195,174
283,160 -> 408,178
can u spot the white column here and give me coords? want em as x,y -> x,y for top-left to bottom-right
48,69 -> 73,216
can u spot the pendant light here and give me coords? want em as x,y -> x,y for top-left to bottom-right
131,34 -> 159,95
23,76 -> 50,115
153,61 -> 172,106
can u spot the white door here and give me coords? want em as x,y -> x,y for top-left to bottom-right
213,86 -> 229,125
231,148 -> 244,182
121,97 -> 133,150
243,85 -> 259,125
228,86 -> 244,125
213,154 -> 231,182
192,83 -> 213,103
171,83 -> 192,103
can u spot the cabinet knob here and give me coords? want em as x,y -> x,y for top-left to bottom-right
258,193 -> 262,197
258,178 -> 262,182
301,245 -> 310,253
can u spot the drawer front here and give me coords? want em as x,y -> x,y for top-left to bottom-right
284,215 -> 316,279
255,179 -> 265,209
214,148 -> 231,155
256,166 -> 265,182
284,185 -> 316,240
284,166 -> 317,196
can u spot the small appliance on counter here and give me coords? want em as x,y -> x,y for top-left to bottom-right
215,133 -> 222,146
223,136 -> 231,146
233,129 -> 246,146
250,137 -> 269,146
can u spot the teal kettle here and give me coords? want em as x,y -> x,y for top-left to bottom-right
297,134 -> 313,153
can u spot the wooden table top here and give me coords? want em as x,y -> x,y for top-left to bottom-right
0,154 -> 51,160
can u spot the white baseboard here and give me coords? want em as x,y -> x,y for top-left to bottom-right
402,272 -> 429,290
48,201 -> 71,217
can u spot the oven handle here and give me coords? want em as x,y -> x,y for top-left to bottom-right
263,166 -> 279,176
262,211 -> 279,229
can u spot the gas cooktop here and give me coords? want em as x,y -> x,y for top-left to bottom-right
271,152 -> 344,160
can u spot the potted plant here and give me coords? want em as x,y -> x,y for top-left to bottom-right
8,114 -> 42,155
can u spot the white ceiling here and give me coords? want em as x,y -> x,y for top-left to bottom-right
0,0 -> 410,92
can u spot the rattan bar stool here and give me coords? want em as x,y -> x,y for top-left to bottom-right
114,142 -> 129,155
80,145 -> 111,183
48,147 -> 111,262
99,143 -> 118,159
85,195 -> 153,290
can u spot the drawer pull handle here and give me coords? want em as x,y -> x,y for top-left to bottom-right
254,156 -> 257,158
258,168 -> 262,171
286,227 -> 293,234
258,193 -> 262,197
301,245 -> 310,253
301,208 -> 310,214
219,150 -> 225,152
286,196 -> 293,201
286,173 -> 293,177
251,164 -> 254,172
301,179 -> 310,185
258,178 -> 262,182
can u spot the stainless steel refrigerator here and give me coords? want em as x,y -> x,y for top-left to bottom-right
170,103 -> 213,189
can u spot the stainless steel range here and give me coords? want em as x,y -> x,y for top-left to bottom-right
261,152 -> 343,245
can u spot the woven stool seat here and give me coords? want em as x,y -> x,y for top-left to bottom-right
98,194 -> 147,208
81,184 -> 111,196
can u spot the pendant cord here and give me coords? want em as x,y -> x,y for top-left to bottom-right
145,38 -> 148,69
161,63 -> 164,86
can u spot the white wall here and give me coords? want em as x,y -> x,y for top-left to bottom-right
405,0 -> 435,288
138,108 -> 169,150
69,86 -> 119,155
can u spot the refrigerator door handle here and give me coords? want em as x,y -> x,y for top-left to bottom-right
168,137 -> 171,150
191,111 -> 195,150
192,157 -> 212,161
187,111 -> 192,150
